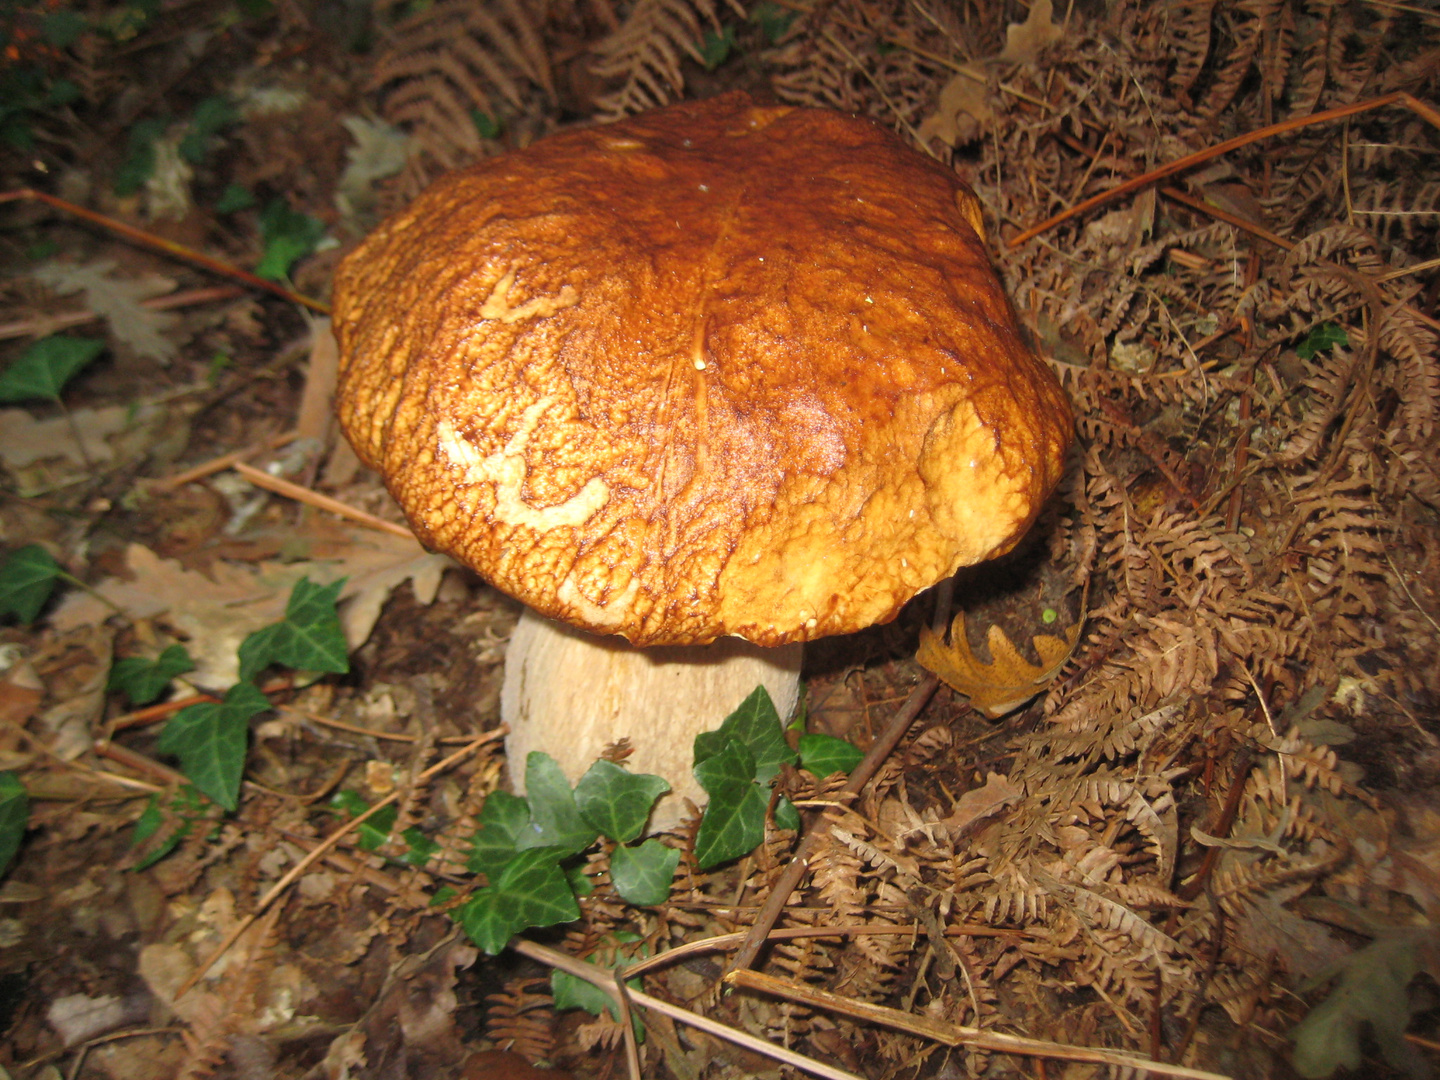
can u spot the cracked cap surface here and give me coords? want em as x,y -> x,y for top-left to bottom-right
332,92 -> 1072,647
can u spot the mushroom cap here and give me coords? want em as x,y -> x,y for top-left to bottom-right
332,92 -> 1072,647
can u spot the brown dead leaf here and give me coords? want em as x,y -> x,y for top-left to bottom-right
917,609 -> 1083,718
917,66 -> 993,148
1000,0 -> 1064,63
946,771 -> 1023,834
919,0 -> 1064,149
51,530 -> 449,689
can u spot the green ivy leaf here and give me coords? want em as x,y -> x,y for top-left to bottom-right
255,197 -> 326,281
179,95 -> 236,164
216,183 -> 256,214
466,790 -> 532,878
42,10 -> 88,48
237,577 -> 349,682
518,753 -> 597,856
693,685 -> 794,784
574,760 -> 669,844
611,839 -> 679,906
700,23 -> 737,69
1291,930 -> 1432,1079
114,116 -> 167,197
693,738 -> 767,870
470,110 -> 503,139
401,826 -> 438,867
550,935 -> 646,1039
0,544 -> 61,623
750,2 -> 797,44
456,847 -> 580,955
0,773 -> 29,876
130,785 -> 211,870
798,733 -> 864,778
330,788 -> 369,817
109,643 -> 195,706
0,335 -> 105,402
156,682 -> 270,810
774,794 -> 800,832
1297,322 -> 1349,361
357,804 -> 398,852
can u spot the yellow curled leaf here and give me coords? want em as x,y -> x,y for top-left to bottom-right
917,608 -> 1083,718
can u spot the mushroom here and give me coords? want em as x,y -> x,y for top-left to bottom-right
331,92 -> 1071,827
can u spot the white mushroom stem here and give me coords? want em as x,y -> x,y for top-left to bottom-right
500,609 -> 803,831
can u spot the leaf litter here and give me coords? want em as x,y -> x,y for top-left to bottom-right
0,1 -> 1438,1079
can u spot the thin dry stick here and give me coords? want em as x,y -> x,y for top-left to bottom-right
0,285 -> 244,342
510,939 -> 863,1080
0,189 -> 329,314
728,672 -> 940,973
622,922 -> 1027,980
174,729 -> 503,1000
726,968 -> 1234,1080
151,431 -> 298,492
232,461 -> 416,540
1009,91 -> 1440,248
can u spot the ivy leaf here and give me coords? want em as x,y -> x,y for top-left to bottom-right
550,937 -> 647,1043
255,197 -> 326,281
1297,322 -> 1349,361
109,643 -> 194,706
0,772 -> 29,876
401,826 -> 438,867
1291,929 -> 1436,1079
42,10 -> 88,48
0,544 -> 61,623
574,760 -> 669,844
798,733 -> 864,778
610,839 -> 679,906
774,794 -> 800,832
216,183 -> 256,214
357,804 -> 398,852
750,2 -> 797,44
693,685 -> 794,784
700,24 -> 737,69
518,753 -> 597,856
179,96 -> 236,164
466,790 -> 532,878
693,738 -> 767,870
130,785 -> 212,871
237,577 -> 349,682
156,682 -> 270,811
455,847 -> 580,955
0,335 -> 105,402
114,116 -> 167,197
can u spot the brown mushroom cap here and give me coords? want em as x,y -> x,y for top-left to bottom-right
332,92 -> 1071,647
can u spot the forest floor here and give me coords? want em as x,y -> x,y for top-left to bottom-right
0,1 -> 1438,1079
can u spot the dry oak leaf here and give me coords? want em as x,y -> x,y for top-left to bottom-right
917,609 -> 1082,718
918,0 -> 1062,148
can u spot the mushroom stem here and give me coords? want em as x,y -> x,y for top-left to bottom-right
500,609 -> 803,830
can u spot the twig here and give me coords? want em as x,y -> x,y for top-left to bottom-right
173,729 -> 502,1000
0,189 -> 329,314
728,673 -> 939,973
231,461 -> 415,540
726,968 -> 1235,1080
1009,91 -> 1440,248
622,921 -> 1027,980
0,285 -> 245,342
511,939 -> 862,1080
150,430 -> 298,492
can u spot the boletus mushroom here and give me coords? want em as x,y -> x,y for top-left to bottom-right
331,92 -> 1071,827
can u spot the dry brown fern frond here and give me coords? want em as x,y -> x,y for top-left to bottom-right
589,0 -> 742,119
369,0 -> 554,178
485,975 -> 555,1062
